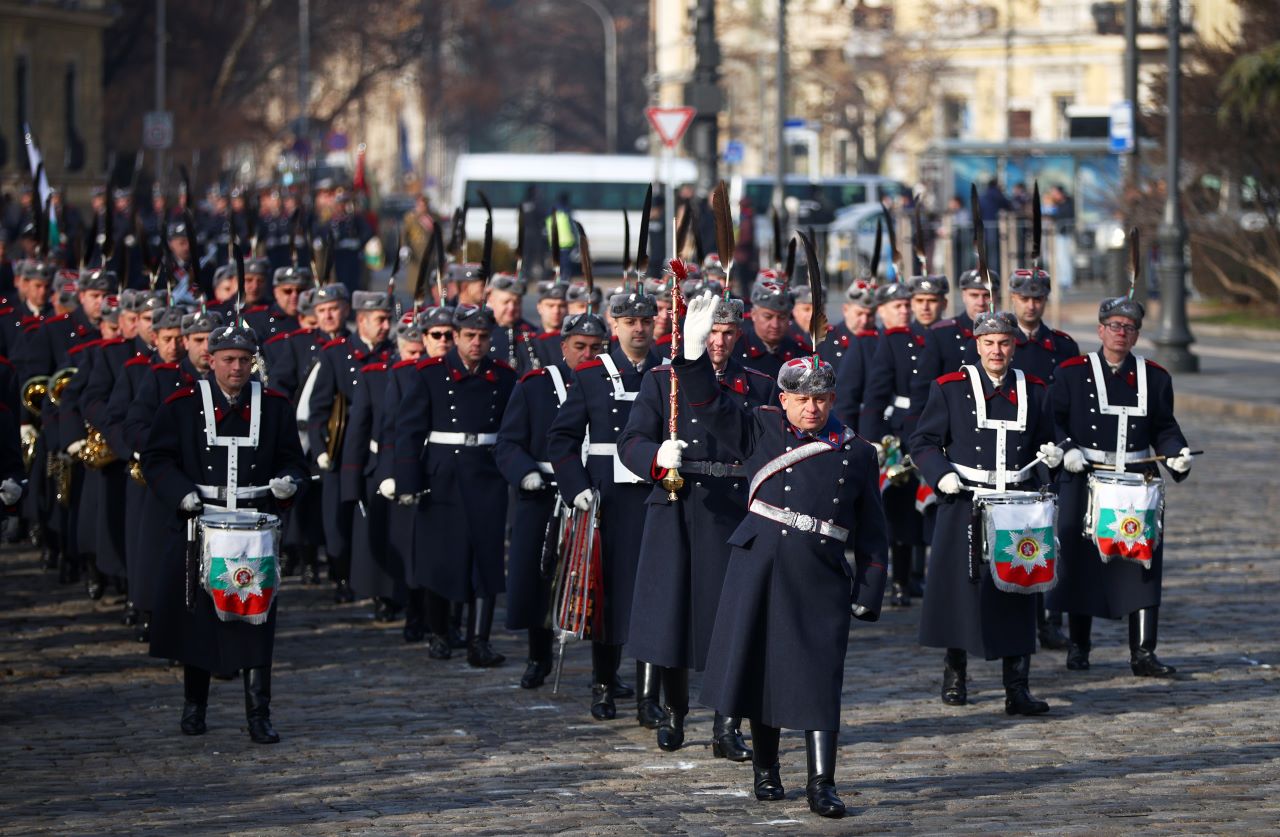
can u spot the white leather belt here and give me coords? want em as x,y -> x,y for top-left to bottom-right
195,484 -> 272,501
682,460 -> 745,478
537,461 -> 554,474
950,461 -> 1036,487
427,431 -> 498,447
1078,445 -> 1151,465
586,443 -> 617,456
748,499 -> 848,542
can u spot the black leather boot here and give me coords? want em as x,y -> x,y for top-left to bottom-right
85,566 -> 106,600
712,712 -> 753,761
805,730 -> 845,818
942,648 -> 967,705
1037,594 -> 1069,650
466,597 -> 505,668
425,590 -> 453,659
889,544 -> 912,606
590,642 -> 619,720
909,544 -> 927,597
448,601 -> 467,649
1003,655 -> 1050,715
635,662 -> 668,728
1066,613 -> 1092,670
403,588 -> 426,643
1129,607 -> 1176,677
181,665 -> 210,736
656,667 -> 688,751
750,719 -> 784,801
521,627 -> 553,688
244,666 -> 280,744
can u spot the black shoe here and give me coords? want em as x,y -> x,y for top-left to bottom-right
1066,644 -> 1090,670
248,716 -> 280,744
467,639 -> 505,668
333,580 -> 355,603
86,573 -> 106,601
520,658 -> 551,689
656,710 -> 686,752
889,581 -> 911,607
180,702 -> 207,735
1039,622 -> 1070,651
805,730 -> 845,818
121,602 -> 139,626
942,650 -> 967,705
1130,649 -> 1176,677
427,634 -> 452,660
754,764 -> 785,801
711,713 -> 752,761
244,666 -> 280,743
636,698 -> 667,729
1003,655 -> 1050,715
591,683 -> 617,720
635,662 -> 666,729
1129,608 -> 1175,677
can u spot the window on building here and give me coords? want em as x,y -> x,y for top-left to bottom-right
1008,109 -> 1032,139
943,97 -> 969,139
15,56 -> 29,171
65,63 -> 85,171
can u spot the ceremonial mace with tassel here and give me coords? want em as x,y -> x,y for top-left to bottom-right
662,263 -> 685,501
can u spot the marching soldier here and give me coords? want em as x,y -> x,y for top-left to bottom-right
2,260 -> 53,356
618,281 -> 774,757
546,288 -> 662,720
1048,296 -> 1192,677
258,189 -> 295,272
910,311 -> 1061,715
143,322 -> 307,743
528,280 -> 568,369
832,280 -> 883,425
671,294 -> 888,819
244,265 -> 310,342
486,273 -> 540,373
909,268 -> 994,413
315,191 -> 372,295
392,304 -> 515,666
308,289 -> 394,602
166,220 -> 208,305
495,311 -> 607,688
565,282 -> 602,317
734,274 -> 805,379
817,278 -> 875,369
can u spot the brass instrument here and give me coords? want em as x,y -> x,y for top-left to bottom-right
78,424 -> 119,469
325,391 -> 348,464
21,375 -> 49,418
21,431 -> 37,471
48,367 -> 78,406
48,451 -> 72,507
129,459 -> 146,486
881,435 -> 917,487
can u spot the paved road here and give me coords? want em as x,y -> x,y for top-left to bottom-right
2,413 -> 1278,835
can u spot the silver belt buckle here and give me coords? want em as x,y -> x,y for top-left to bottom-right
463,433 -> 478,447
708,462 -> 726,478
792,513 -> 816,533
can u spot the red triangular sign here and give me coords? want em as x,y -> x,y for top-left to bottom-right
646,107 -> 697,149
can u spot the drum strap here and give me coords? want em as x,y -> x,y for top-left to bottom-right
198,380 -> 262,511
964,365 -> 1026,492
598,354 -> 638,402
1087,353 -> 1147,471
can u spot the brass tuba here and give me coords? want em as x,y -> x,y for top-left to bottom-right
78,424 -> 119,469
48,367 -> 78,406
21,375 -> 49,418
325,391 -> 348,464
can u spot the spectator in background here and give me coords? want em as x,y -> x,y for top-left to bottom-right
545,192 -> 577,279
1044,185 -> 1075,291
403,194 -> 438,301
1011,182 -> 1032,262
979,179 -> 1012,271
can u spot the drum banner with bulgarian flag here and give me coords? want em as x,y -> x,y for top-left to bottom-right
981,497 -> 1058,594
1089,479 -> 1163,569
201,527 -> 279,625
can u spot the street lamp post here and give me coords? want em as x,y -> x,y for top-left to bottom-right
775,0 -> 787,229
1153,0 -> 1198,372
565,0 -> 618,154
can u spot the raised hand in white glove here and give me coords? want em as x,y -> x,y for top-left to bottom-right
378,478 -> 396,500
573,488 -> 593,512
656,439 -> 688,470
316,452 -> 332,471
397,493 -> 416,506
682,295 -> 718,362
0,478 -> 22,506
66,439 -> 86,457
20,425 -> 37,446
1038,442 -> 1064,469
1063,448 -> 1088,473
1165,446 -> 1193,474
269,477 -> 297,499
180,492 -> 204,514
520,471 -> 545,492
937,472 -> 963,495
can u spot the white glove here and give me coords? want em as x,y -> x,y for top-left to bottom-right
656,439 -> 687,470
269,477 -> 297,499
1063,448 -> 1088,473
851,603 -> 869,618
520,472 -> 545,492
0,478 -> 22,506
1038,442 -> 1064,470
937,472 -> 963,495
180,492 -> 204,514
1166,446 -> 1193,474
316,452 -> 332,471
682,295 -> 717,361
573,488 -> 593,512
397,493 -> 416,506
378,478 -> 396,500
66,439 -> 86,457
20,425 -> 37,446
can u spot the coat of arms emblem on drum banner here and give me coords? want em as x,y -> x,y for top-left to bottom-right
201,527 -> 279,624
983,498 -> 1058,594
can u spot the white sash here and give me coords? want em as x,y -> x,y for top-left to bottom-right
963,365 -> 1027,493
198,380 -> 262,511
1087,352 -> 1147,471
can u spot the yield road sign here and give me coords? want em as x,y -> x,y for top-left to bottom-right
646,107 -> 696,149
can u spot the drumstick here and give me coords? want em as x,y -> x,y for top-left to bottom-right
1091,450 -> 1203,471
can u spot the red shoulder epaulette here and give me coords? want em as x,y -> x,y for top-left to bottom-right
0,306 -> 13,317
151,362 -> 179,371
1051,328 -> 1073,339
931,318 -> 957,330
491,359 -> 514,372
100,337 -> 127,347
243,304 -> 269,314
537,331 -> 560,341
1144,358 -> 1168,373
760,405 -> 783,413
937,371 -> 967,385
745,368 -> 773,380
1058,355 -> 1089,369
574,358 -> 604,372
164,386 -> 195,404
855,329 -> 879,338
415,356 -> 445,370
392,358 -> 418,370
124,355 -> 152,368
265,387 -> 291,400
286,327 -> 313,339
1026,374 -> 1046,387
322,337 -> 347,350
47,313 -> 70,324
0,355 -> 12,368
264,332 -> 290,346
22,322 -> 41,334
67,339 -> 102,356
519,368 -> 548,383
884,326 -> 910,335
361,361 -> 388,374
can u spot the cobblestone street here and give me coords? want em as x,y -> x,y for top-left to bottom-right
2,413 -> 1278,836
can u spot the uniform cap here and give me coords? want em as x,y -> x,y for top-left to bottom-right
749,279 -> 794,313
272,265 -> 314,287
101,295 -> 121,322
711,296 -> 745,325
701,253 -> 727,279
313,283 -> 350,305
137,291 -> 170,313
245,257 -> 272,277
565,283 -> 604,307
18,260 -> 51,281
153,307 -> 187,331
298,289 -> 318,316
875,282 -> 912,305
778,356 -> 835,395
1098,297 -> 1145,329
447,263 -> 485,283
166,221 -> 189,239
181,309 -> 225,335
453,303 -> 496,330
844,279 -> 877,307
415,305 -> 456,330
488,272 -> 526,296
959,267 -> 998,293
537,280 -> 567,301
394,312 -> 423,343
351,290 -> 392,313
561,312 -> 608,339
908,274 -> 950,297
77,268 -> 116,293
607,289 -> 658,319
208,323 -> 259,353
1009,267 -> 1050,299
971,311 -> 1017,337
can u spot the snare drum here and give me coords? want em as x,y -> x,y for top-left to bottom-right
1085,471 -> 1165,568
198,511 -> 282,624
976,490 -> 1058,594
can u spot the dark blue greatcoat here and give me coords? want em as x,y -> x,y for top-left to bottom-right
860,323 -> 929,544
494,361 -> 573,631
962,323 -> 1079,387
143,381 -> 307,675
107,352 -> 164,598
340,357 -> 406,604
546,343 -> 662,644
1047,353 -> 1189,619
122,358 -> 199,611
816,322 -> 853,369
393,350 -> 516,602
243,303 -> 300,344
307,333 -> 392,571
908,313 -> 975,416
732,327 -> 806,380
671,352 -> 888,731
375,359 -> 421,590
910,367 -> 1055,659
617,358 -> 775,671
488,318 -> 541,375
833,328 -> 880,427
529,331 -> 563,369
